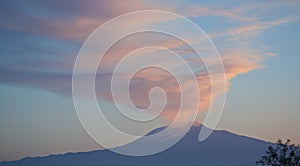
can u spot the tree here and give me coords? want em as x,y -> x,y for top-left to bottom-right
256,139 -> 300,166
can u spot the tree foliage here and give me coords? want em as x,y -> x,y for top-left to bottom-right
256,139 -> 300,166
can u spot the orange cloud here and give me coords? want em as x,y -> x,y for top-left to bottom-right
1,0 -> 296,126
227,18 -> 297,37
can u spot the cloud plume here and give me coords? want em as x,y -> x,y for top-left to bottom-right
0,0 -> 297,125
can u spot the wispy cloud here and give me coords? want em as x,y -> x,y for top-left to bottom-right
0,0 -> 298,125
0,0 -> 173,41
227,18 -> 297,39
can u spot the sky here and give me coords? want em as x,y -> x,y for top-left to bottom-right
0,0 -> 300,162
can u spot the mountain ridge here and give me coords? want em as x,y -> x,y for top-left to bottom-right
0,126 -> 273,166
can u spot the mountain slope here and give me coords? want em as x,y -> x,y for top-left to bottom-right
0,126 -> 272,166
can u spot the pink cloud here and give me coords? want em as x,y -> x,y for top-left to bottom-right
1,0 -> 296,126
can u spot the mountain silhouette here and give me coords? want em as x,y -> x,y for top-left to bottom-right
0,126 -> 272,166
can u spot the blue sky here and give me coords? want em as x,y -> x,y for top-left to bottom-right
219,20 -> 300,142
0,0 -> 299,162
